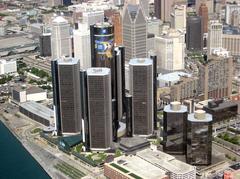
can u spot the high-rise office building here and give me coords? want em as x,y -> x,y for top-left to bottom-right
198,54 -> 233,100
87,68 -> 112,150
82,11 -> 104,28
186,110 -> 212,165
155,29 -> 185,71
186,15 -> 203,51
129,58 -> 153,136
39,32 -> 51,57
171,4 -> 186,31
110,12 -> 122,46
73,23 -> 91,69
225,3 -> 240,25
51,16 -> 72,59
163,101 -> 188,155
125,94 -> 133,137
207,20 -> 223,55
123,4 -> 147,61
52,57 -> 82,134
90,22 -> 114,68
198,3 -> 208,33
154,0 -> 161,19
196,0 -> 213,14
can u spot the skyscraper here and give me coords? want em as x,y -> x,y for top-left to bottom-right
154,0 -> 161,19
51,16 -> 72,59
52,57 -> 82,134
171,4 -> 186,31
129,58 -> 153,136
110,12 -> 122,46
90,22 -> 114,68
155,29 -> 185,71
123,4 -> 147,61
163,101 -> 188,155
87,68 -> 112,150
39,32 -> 51,57
207,20 -> 223,55
186,15 -> 203,51
186,110 -> 212,165
73,23 -> 91,69
198,3 -> 208,33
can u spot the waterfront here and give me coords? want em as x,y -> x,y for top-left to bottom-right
0,121 -> 51,179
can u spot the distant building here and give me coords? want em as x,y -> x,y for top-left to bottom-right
163,101 -> 188,155
222,26 -> 240,56
82,10 -> 104,28
109,12 -> 122,46
203,100 -> 238,123
186,110 -> 212,166
207,20 -> 223,55
51,16 -> 72,59
0,59 -> 17,75
123,4 -> 147,61
197,54 -> 233,100
39,32 -> 51,57
51,57 -> 82,135
225,3 -> 240,25
12,86 -> 47,103
196,0 -> 213,14
170,76 -> 198,102
198,3 -> 208,33
171,4 -> 186,31
73,24 -> 91,69
186,15 -> 203,51
155,29 -> 185,71
129,58 -> 153,136
87,68 -> 112,150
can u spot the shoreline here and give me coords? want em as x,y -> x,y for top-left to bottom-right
0,116 -> 54,179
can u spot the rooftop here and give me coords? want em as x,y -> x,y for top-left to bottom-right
129,58 -> 153,66
137,149 -> 196,175
107,153 -> 168,179
164,103 -> 188,113
87,68 -> 110,76
57,57 -> 79,65
120,136 -> 149,149
188,112 -> 213,123
20,101 -> 54,122
158,72 -> 191,82
26,86 -> 45,94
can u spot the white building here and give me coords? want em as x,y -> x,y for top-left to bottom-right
171,4 -> 186,32
147,17 -> 162,36
0,59 -> 17,75
73,24 -> 91,69
82,11 -> 104,28
12,86 -> 47,103
225,3 -> 240,25
51,16 -> 72,59
155,29 -> 185,71
207,20 -> 223,55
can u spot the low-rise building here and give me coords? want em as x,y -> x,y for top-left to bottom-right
203,99 -> 238,123
0,59 -> 17,75
104,148 -> 196,179
12,86 -> 47,103
19,101 -> 54,126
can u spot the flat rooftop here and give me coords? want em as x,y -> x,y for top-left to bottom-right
204,101 -> 238,111
0,36 -> 35,49
107,155 -> 167,179
129,58 -> 153,66
20,101 -> 54,122
158,71 -> 191,82
120,136 -> 149,148
87,68 -> 110,76
137,149 -> 196,175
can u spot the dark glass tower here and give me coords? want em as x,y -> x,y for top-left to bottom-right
87,68 -> 112,150
125,94 -> 133,137
52,57 -> 82,134
149,52 -> 158,130
39,33 -> 51,57
186,15 -> 203,51
186,110 -> 213,166
51,59 -> 61,135
163,102 -> 188,155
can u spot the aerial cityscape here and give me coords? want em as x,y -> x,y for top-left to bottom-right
0,0 -> 240,179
